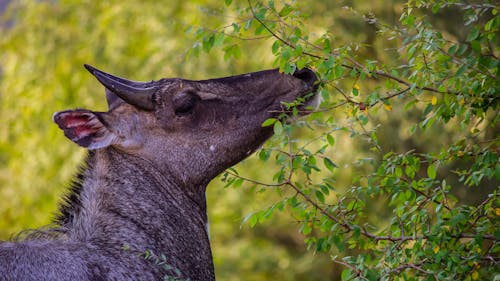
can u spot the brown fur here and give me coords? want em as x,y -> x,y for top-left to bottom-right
0,66 -> 317,281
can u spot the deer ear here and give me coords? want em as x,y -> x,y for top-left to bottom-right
53,110 -> 117,150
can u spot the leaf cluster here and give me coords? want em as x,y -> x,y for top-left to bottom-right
201,0 -> 499,280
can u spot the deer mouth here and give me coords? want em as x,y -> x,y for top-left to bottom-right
292,68 -> 319,115
278,83 -> 319,117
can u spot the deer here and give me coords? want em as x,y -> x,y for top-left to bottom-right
0,64 -> 317,281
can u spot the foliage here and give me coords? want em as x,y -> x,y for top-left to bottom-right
194,0 -> 500,280
0,0 -> 498,280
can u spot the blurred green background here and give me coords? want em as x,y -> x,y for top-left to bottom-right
0,1 -> 493,280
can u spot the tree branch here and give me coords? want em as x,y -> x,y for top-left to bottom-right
247,0 -> 452,96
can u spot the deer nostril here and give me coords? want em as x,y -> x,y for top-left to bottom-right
292,68 -> 318,90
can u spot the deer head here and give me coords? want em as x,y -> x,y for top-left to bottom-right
53,65 -> 318,186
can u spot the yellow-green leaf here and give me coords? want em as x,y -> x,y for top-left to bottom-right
427,163 -> 437,179
262,118 -> 277,127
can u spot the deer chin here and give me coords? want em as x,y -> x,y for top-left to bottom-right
280,89 -> 320,117
301,90 -> 321,113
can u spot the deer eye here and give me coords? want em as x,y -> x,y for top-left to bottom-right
173,90 -> 199,116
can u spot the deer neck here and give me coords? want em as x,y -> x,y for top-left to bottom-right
58,147 -> 215,280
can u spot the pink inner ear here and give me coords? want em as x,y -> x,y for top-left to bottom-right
73,125 -> 99,138
59,113 -> 92,127
53,110 -> 104,141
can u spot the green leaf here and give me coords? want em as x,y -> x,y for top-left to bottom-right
427,163 -> 437,179
326,134 -> 335,146
334,64 -> 344,78
457,44 -> 468,55
322,37 -> 331,53
485,18 -> 495,31
341,269 -> 353,280
271,40 -> 280,54
258,149 -> 271,161
324,157 -> 338,172
283,62 -> 296,74
279,5 -> 293,17
255,7 -> 267,20
395,166 -> 403,178
202,34 -> 215,53
262,118 -> 277,127
224,0 -> 232,6
319,184 -> 330,195
223,44 -> 241,60
423,103 -> 433,115
231,23 -> 240,33
315,190 -> 325,203
447,45 -> 458,55
470,40 -> 481,53
455,65 -> 467,76
431,4 -> 440,14
233,178 -> 244,188
466,27 -> 480,42
242,212 -> 258,227
273,121 -> 283,135
301,223 -> 312,235
213,33 -> 225,47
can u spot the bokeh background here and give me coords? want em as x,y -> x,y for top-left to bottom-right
0,1 -> 495,280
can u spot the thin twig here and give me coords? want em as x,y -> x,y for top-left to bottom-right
224,170 -> 285,187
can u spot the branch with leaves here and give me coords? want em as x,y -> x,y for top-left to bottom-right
195,0 -> 499,280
